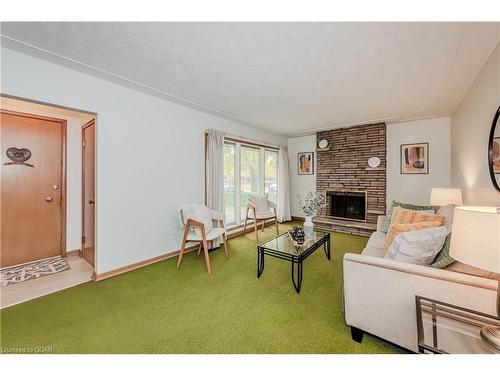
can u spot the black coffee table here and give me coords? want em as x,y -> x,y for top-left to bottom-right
257,231 -> 331,293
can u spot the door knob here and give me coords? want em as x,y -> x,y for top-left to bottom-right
88,199 -> 95,205
45,197 -> 53,203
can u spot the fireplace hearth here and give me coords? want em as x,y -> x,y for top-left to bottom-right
326,191 -> 366,221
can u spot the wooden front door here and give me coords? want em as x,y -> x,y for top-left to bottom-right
82,121 -> 95,266
1,111 -> 66,267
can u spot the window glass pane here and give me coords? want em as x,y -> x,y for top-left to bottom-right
240,146 -> 260,220
223,143 -> 236,225
265,150 -> 278,203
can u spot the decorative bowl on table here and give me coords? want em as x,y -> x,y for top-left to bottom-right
288,227 -> 305,245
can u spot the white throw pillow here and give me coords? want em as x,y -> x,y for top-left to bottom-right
385,226 -> 448,266
182,205 -> 213,236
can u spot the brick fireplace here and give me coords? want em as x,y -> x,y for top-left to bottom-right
315,123 -> 386,236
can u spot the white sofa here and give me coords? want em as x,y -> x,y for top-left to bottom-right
343,215 -> 498,352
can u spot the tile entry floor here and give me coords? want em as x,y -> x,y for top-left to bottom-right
0,254 -> 93,309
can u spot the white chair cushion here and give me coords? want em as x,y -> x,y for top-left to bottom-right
187,227 -> 225,242
249,194 -> 270,214
181,204 -> 213,236
385,226 -> 448,266
248,194 -> 275,219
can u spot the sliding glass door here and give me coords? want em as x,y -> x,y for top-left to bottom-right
223,143 -> 236,226
240,146 -> 260,222
223,141 -> 278,227
264,150 -> 278,204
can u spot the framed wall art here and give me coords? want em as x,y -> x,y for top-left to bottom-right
298,152 -> 314,175
400,142 -> 429,174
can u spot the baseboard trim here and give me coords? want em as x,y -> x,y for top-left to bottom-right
92,220 -> 296,282
92,244 -> 198,282
65,249 -> 80,257
291,216 -> 305,222
227,220 -> 282,240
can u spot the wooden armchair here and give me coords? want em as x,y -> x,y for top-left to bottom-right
177,204 -> 228,276
243,194 -> 279,241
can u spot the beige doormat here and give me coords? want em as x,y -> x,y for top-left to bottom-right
1,256 -> 71,287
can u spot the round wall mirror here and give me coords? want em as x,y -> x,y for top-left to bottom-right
488,106 -> 500,192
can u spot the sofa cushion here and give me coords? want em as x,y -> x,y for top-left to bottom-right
362,231 -> 386,258
384,221 -> 443,252
381,200 -> 440,233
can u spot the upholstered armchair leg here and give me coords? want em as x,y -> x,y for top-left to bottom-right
220,219 -> 229,259
275,216 -> 279,236
202,235 -> 212,276
177,226 -> 190,269
253,215 -> 259,242
223,235 -> 229,258
196,243 -> 202,255
243,207 -> 249,230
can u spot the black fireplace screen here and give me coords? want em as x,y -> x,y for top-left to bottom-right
328,192 -> 366,221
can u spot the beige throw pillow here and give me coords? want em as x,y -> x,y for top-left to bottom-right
389,206 -> 445,227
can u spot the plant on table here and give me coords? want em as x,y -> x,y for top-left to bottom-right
298,192 -> 326,218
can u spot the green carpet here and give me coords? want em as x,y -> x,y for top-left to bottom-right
0,223 -> 405,354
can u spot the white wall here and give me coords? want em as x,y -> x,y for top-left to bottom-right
451,42 -> 500,206
288,135 -> 316,217
65,120 -> 84,251
387,118 -> 451,205
1,47 -> 287,274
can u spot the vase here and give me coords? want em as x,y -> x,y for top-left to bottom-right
304,216 -> 314,238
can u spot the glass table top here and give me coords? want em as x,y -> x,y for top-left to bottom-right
258,230 -> 328,256
417,296 -> 500,354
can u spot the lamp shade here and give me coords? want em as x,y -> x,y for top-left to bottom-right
449,206 -> 500,272
429,188 -> 463,206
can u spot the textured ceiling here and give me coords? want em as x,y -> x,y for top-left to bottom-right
1,22 -> 499,135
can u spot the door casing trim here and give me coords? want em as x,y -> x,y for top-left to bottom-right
81,119 -> 96,268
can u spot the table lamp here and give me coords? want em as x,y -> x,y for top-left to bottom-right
429,188 -> 463,206
449,206 -> 500,350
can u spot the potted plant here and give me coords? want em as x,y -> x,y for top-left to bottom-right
298,192 -> 326,237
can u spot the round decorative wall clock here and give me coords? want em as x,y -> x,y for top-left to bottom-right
318,139 -> 328,149
368,156 -> 381,168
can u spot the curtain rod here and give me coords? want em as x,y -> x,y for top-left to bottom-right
205,129 -> 281,150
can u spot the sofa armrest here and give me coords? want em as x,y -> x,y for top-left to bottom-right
376,215 -> 386,232
343,253 -> 497,290
343,253 -> 497,352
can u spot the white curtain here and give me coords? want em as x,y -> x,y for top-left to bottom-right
277,145 -> 292,222
206,129 -> 225,247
